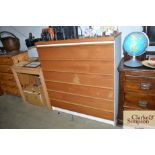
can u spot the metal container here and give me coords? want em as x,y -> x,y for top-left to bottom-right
0,31 -> 20,52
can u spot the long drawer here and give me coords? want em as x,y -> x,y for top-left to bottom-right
51,99 -> 114,120
38,44 -> 114,61
0,57 -> 13,65
124,92 -> 155,110
0,73 -> 15,81
1,80 -> 17,87
125,75 -> 155,94
1,85 -> 20,96
46,81 -> 114,100
41,60 -> 114,75
0,65 -> 12,73
48,90 -> 114,112
43,71 -> 113,88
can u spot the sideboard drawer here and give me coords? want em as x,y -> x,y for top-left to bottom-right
1,80 -> 17,87
1,85 -> 20,96
125,75 -> 155,94
0,65 -> 12,73
124,92 -> 155,110
0,57 -> 13,65
0,73 -> 15,81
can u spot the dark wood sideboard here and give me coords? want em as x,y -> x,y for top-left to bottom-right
118,59 -> 155,124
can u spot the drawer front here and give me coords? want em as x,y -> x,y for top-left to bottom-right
38,44 -> 114,61
1,85 -> 20,96
0,65 -> 12,73
51,99 -> 114,120
0,73 -> 15,81
1,80 -> 17,87
124,92 -> 155,110
0,57 -> 13,65
46,81 -> 114,100
48,90 -> 114,112
12,52 -> 28,64
43,71 -> 114,88
41,60 -> 114,75
125,75 -> 155,94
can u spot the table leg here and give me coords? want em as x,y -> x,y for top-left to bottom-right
39,69 -> 52,110
11,68 -> 26,102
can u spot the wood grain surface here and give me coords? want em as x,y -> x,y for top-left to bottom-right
46,81 -> 114,100
41,60 -> 114,75
38,44 -> 114,61
43,71 -> 113,88
51,99 -> 114,120
37,39 -> 116,120
48,90 -> 114,112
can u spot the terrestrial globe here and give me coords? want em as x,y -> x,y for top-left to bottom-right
123,32 -> 149,67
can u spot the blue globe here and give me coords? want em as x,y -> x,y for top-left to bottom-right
123,32 -> 149,56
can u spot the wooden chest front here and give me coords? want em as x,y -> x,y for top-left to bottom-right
37,40 -> 116,120
118,59 -> 155,124
0,52 -> 28,96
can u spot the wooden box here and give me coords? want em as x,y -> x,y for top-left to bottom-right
23,85 -> 45,106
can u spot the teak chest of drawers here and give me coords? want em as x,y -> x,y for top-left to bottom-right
0,51 -> 28,96
36,35 -> 122,124
118,59 -> 155,124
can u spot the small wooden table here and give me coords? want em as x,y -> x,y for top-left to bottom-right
11,65 -> 51,109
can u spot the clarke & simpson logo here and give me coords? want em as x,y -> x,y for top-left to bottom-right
123,111 -> 155,128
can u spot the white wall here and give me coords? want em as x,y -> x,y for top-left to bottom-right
1,26 -> 153,56
0,26 -> 47,51
118,26 -> 143,42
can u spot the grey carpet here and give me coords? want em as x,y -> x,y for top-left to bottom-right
0,94 -> 120,129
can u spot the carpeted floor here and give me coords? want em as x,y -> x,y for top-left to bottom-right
0,94 -> 120,129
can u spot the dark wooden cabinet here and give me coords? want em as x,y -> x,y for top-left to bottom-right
117,59 -> 155,124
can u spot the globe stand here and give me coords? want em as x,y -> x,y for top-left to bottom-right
124,56 -> 143,67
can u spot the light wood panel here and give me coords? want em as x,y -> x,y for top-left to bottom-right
0,65 -> 12,73
18,74 -> 39,89
0,73 -> 15,81
0,57 -> 13,65
43,71 -> 113,88
1,85 -> 20,96
12,52 -> 28,64
51,99 -> 114,120
36,37 -> 119,121
1,80 -> 17,87
11,65 -> 52,109
48,90 -> 113,112
38,44 -> 114,61
41,60 -> 114,75
46,81 -> 114,100
0,51 -> 28,96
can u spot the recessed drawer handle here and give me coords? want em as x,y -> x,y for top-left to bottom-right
140,83 -> 152,90
138,100 -> 148,107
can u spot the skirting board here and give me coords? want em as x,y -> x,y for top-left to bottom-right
52,106 -> 114,126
